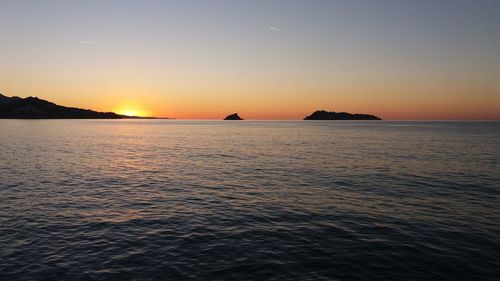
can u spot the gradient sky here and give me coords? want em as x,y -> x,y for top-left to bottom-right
0,0 -> 499,119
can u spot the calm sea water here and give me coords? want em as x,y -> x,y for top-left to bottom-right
1,120 -> 499,281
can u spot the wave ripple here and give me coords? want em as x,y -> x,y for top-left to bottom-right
1,120 -> 499,280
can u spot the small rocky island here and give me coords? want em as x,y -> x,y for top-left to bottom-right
304,110 -> 381,120
224,113 -> 243,120
0,94 -> 153,119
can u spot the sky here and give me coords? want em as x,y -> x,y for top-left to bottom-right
0,0 -> 499,119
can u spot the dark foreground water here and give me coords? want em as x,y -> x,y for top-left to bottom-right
1,120 -> 499,281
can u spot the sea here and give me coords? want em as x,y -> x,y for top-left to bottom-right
1,120 -> 499,281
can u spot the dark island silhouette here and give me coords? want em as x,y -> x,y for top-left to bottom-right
0,94 -> 155,119
224,113 -> 243,120
304,110 -> 381,120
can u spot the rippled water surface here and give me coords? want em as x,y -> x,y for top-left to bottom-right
1,120 -> 499,280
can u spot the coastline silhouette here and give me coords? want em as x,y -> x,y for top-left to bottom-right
0,94 -> 155,119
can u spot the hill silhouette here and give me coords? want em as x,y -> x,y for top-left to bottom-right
224,113 -> 243,120
304,110 -> 381,120
0,94 -> 153,119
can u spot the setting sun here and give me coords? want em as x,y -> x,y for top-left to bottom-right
113,102 -> 151,117
119,110 -> 138,117
114,108 -> 151,117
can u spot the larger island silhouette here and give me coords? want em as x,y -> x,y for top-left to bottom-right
1,93 -> 381,120
304,110 -> 381,120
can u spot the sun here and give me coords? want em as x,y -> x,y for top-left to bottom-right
115,107 -> 151,117
121,110 -> 140,117
112,100 -> 153,117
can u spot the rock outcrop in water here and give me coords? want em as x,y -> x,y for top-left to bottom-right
304,110 -> 381,120
0,93 -> 154,119
224,113 -> 243,120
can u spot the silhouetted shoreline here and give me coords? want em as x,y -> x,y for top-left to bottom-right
0,94 -> 159,119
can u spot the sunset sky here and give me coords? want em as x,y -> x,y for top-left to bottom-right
0,0 -> 499,119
